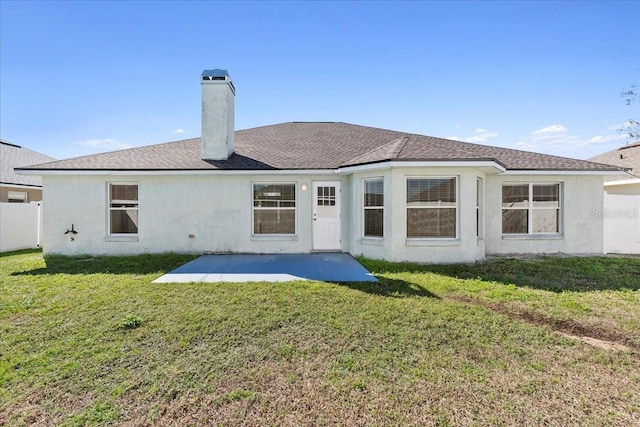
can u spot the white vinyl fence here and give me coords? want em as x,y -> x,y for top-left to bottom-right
0,202 -> 42,252
603,189 -> 640,255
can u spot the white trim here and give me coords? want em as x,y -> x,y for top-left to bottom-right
16,161 -> 506,176
107,182 -> 139,237
339,160 -> 506,174
362,177 -> 384,239
405,176 -> 459,240
604,178 -> 640,187
359,237 -> 384,246
502,234 -> 564,241
250,235 -> 298,242
312,180 -> 342,251
251,181 -> 298,237
501,182 -> 562,236
16,163 -> 623,177
0,183 -> 42,189
405,238 -> 461,246
16,169 -> 337,177
476,177 -> 484,239
7,191 -> 28,203
503,170 -> 626,176
105,235 -> 138,242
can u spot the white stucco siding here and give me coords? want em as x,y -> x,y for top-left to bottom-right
43,176 -> 109,255
42,174 -> 350,256
349,170 -> 392,261
41,170 -> 607,261
388,167 -> 484,263
349,167 -> 485,263
484,174 -> 605,255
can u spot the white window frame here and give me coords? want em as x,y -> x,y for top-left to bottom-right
7,191 -> 28,203
252,182 -> 297,236
502,182 -> 562,235
405,176 -> 458,239
107,182 -> 139,236
363,177 -> 384,238
476,177 -> 484,239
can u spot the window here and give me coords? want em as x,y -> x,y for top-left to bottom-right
502,183 -> 560,234
253,183 -> 296,235
363,178 -> 384,237
317,186 -> 336,206
8,191 -> 28,203
476,178 -> 483,238
108,183 -> 138,234
406,177 -> 457,238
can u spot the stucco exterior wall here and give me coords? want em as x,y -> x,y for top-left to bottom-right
484,174 -> 605,255
41,170 -> 608,261
349,167 -> 485,263
0,185 -> 43,203
42,174 -> 350,256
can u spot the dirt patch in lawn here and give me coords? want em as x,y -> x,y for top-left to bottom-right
449,295 -> 639,353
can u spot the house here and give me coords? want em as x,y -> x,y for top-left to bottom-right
1,139 -> 55,203
1,140 -> 56,252
589,142 -> 640,254
16,70 -> 626,263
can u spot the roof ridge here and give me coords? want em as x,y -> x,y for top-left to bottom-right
343,136 -> 409,166
621,141 -> 640,150
16,122 -> 624,172
1,140 -> 21,148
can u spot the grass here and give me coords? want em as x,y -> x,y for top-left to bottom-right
1,250 -> 639,426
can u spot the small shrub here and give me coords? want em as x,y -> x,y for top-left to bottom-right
118,314 -> 143,330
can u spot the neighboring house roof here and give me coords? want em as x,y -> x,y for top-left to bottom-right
588,141 -> 640,181
17,122 -> 622,173
1,140 -> 56,186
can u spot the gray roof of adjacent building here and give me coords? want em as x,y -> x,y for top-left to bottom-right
16,122 -> 624,173
588,141 -> 640,181
1,140 -> 57,186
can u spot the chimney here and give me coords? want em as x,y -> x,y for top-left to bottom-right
201,69 -> 235,160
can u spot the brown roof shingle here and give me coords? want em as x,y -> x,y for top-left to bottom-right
18,122 -> 623,172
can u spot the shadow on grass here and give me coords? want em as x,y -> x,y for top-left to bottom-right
336,277 -> 441,299
0,248 -> 42,258
360,256 -> 640,293
11,253 -> 198,276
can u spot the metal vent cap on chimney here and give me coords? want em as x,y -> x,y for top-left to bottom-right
201,69 -> 235,92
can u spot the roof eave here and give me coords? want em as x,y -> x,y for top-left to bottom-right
0,182 -> 43,189
14,168 -> 340,176
604,178 -> 640,187
502,169 -> 628,176
337,159 -> 507,174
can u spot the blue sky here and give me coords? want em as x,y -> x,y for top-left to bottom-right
1,0 -> 638,161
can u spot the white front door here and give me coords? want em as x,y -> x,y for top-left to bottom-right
312,181 -> 341,251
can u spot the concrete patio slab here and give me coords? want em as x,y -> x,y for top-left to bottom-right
153,253 -> 378,283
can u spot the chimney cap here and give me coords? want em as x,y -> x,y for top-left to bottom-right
202,69 -> 230,78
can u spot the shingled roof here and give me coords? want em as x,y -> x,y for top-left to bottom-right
17,122 -> 622,172
588,141 -> 640,181
1,140 -> 56,186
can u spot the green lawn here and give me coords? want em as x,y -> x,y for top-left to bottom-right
1,251 -> 639,426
